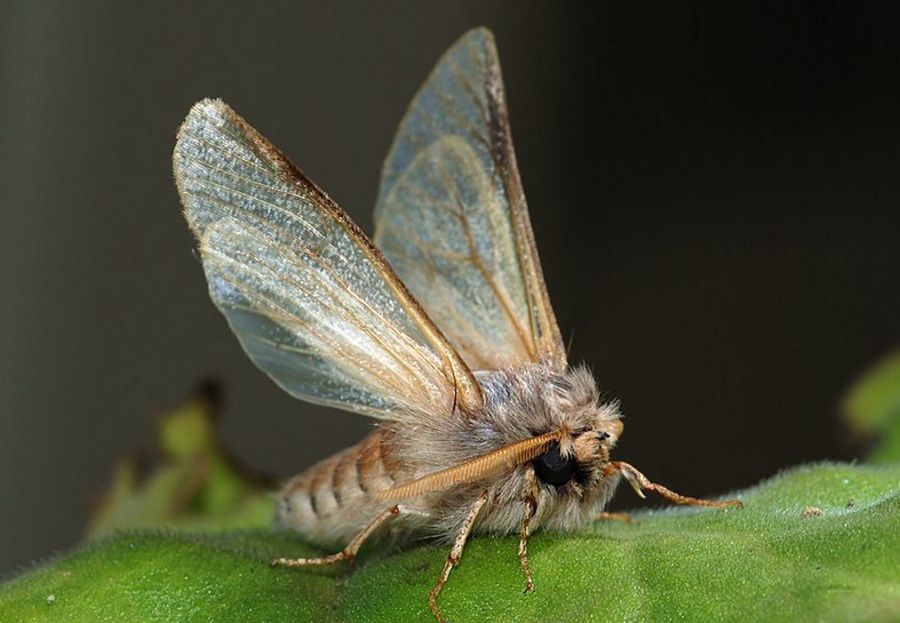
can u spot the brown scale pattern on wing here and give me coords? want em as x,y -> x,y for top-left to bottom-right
276,428 -> 410,543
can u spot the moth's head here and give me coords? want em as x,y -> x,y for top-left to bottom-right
532,401 -> 623,491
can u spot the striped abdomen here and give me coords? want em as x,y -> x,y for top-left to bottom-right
275,428 -> 411,544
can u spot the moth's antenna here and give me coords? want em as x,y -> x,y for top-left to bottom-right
377,431 -> 560,501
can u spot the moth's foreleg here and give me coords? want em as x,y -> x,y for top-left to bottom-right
609,461 -> 743,509
517,471 -> 539,593
272,505 -> 401,568
429,491 -> 488,623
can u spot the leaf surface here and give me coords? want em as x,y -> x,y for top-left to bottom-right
3,462 -> 898,623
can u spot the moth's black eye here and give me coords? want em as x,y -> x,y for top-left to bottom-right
533,442 -> 577,486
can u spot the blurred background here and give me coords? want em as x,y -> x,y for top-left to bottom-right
2,2 -> 898,576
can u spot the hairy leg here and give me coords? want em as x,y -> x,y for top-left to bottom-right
518,470 -> 539,593
429,491 -> 488,623
271,505 -> 401,568
609,461 -> 743,509
595,511 -> 632,523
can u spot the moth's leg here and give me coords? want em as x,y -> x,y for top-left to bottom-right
429,491 -> 488,623
594,511 -> 632,523
271,505 -> 401,568
609,461 -> 743,509
518,471 -> 538,593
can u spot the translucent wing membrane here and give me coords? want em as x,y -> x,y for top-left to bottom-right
374,28 -> 566,372
174,100 -> 482,419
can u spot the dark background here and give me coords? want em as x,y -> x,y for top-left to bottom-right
2,2 -> 898,577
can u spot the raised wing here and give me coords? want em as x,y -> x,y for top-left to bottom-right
174,99 -> 482,420
373,28 -> 566,372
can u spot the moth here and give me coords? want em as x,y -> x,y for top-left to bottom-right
173,27 -> 741,622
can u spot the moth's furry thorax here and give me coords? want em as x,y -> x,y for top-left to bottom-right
393,363 -> 624,536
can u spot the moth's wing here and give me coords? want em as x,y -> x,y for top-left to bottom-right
174,99 -> 482,420
373,28 -> 566,372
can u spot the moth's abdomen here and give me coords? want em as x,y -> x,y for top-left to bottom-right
276,428 -> 407,545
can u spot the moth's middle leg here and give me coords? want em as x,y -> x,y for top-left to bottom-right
271,504 -> 401,568
429,491 -> 488,623
517,468 -> 539,593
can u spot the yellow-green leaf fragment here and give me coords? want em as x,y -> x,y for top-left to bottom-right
86,382 -> 274,538
843,350 -> 900,463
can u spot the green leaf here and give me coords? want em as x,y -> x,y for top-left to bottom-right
843,350 -> 900,463
3,461 -> 899,623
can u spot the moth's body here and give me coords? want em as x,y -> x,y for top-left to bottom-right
277,428 -> 412,545
277,364 -> 623,544
173,27 -> 741,623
